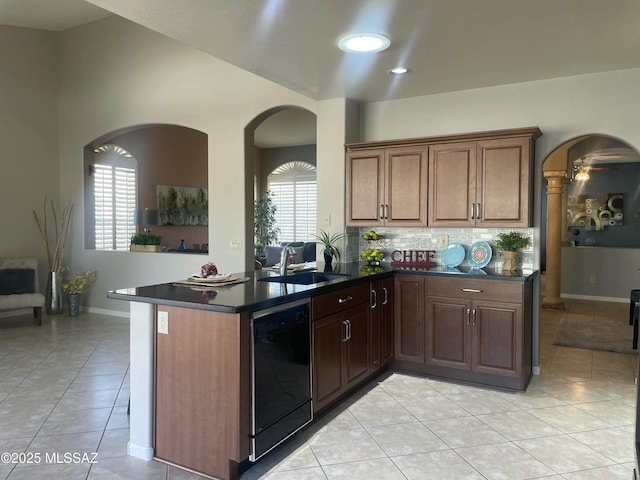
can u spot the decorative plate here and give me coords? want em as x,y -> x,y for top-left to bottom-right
190,274 -> 232,283
441,243 -> 465,268
467,241 -> 492,268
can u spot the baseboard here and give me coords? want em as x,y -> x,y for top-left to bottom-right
127,442 -> 154,461
86,306 -> 129,318
561,293 -> 627,303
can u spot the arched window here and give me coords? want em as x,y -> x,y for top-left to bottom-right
267,161 -> 316,242
88,144 -> 137,250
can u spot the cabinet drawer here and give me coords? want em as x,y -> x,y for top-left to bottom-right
426,276 -> 522,303
312,282 -> 370,319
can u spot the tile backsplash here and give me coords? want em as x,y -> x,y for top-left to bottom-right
345,227 -> 534,270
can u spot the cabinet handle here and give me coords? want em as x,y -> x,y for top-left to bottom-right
470,203 -> 475,220
370,289 -> 377,309
466,308 -> 471,326
385,204 -> 389,219
472,309 -> 477,327
461,288 -> 483,293
476,203 -> 481,220
342,319 -> 351,341
379,204 -> 385,220
338,295 -> 353,304
382,287 -> 388,305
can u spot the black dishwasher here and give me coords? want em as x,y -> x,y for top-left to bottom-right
250,298 -> 312,461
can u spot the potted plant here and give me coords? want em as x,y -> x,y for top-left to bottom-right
254,191 -> 279,252
61,269 -> 96,316
315,229 -> 345,268
496,231 -> 530,271
130,233 -> 162,252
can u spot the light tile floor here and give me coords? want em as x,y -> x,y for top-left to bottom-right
0,298 -> 637,480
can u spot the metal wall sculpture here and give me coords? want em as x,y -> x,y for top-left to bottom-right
567,193 -> 623,230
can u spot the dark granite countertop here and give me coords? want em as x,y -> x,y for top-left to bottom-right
107,262 -> 538,314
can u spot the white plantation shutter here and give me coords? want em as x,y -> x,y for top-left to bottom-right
92,145 -> 137,250
267,162 -> 316,243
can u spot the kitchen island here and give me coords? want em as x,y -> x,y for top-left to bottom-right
108,263 -> 537,479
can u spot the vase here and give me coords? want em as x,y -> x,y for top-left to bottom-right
67,294 -> 81,317
323,252 -> 333,271
502,251 -> 520,271
45,271 -> 63,315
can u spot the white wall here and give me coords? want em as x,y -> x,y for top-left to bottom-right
0,26 -> 59,278
55,17 -> 341,313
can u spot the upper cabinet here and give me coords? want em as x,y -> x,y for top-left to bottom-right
347,127 -> 541,228
429,135 -> 535,227
346,145 -> 428,227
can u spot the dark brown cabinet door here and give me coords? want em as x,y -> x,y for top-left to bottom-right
425,296 -> 472,372
380,277 -> 395,365
369,277 -> 395,371
428,142 -> 476,227
344,304 -> 370,388
312,313 -> 345,411
346,149 -> 385,226
473,301 -> 522,378
477,137 -> 532,227
393,275 -> 425,363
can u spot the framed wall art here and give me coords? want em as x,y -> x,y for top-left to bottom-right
156,185 -> 208,226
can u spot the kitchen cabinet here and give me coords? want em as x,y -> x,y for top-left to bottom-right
312,283 -> 370,412
346,145 -> 428,227
369,276 -> 395,371
422,276 -> 532,390
393,274 -> 425,364
428,135 -> 535,227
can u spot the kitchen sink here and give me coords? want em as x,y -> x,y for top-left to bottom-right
259,271 -> 350,285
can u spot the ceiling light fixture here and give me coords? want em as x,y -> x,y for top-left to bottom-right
389,67 -> 412,75
338,33 -> 390,53
574,166 -> 590,181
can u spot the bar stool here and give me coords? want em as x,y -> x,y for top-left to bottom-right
630,289 -> 640,349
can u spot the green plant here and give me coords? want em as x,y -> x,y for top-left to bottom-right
315,229 -> 345,263
130,233 -> 162,245
496,231 -> 530,252
254,191 -> 279,248
61,269 -> 96,295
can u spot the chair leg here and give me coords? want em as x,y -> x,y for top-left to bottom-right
33,306 -> 42,327
634,305 -> 639,350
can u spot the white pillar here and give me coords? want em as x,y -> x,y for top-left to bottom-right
127,301 -> 155,460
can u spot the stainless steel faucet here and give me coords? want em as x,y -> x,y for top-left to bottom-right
279,243 -> 295,276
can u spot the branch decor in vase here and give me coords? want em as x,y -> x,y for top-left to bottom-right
33,197 -> 73,315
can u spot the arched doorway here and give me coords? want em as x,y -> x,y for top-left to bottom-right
542,134 -> 640,309
245,107 -> 317,269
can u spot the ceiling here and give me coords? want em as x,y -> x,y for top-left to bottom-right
3,0 -> 640,147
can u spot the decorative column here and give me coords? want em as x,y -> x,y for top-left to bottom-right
560,180 -> 570,246
543,170 -> 567,310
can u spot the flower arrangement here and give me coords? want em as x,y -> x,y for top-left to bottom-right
61,269 -> 96,295
33,197 -> 73,272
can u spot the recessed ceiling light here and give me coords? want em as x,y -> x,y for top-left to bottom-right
338,33 -> 391,53
389,67 -> 412,75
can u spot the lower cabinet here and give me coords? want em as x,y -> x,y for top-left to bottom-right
312,283 -> 371,412
393,274 -> 533,391
313,303 -> 369,412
